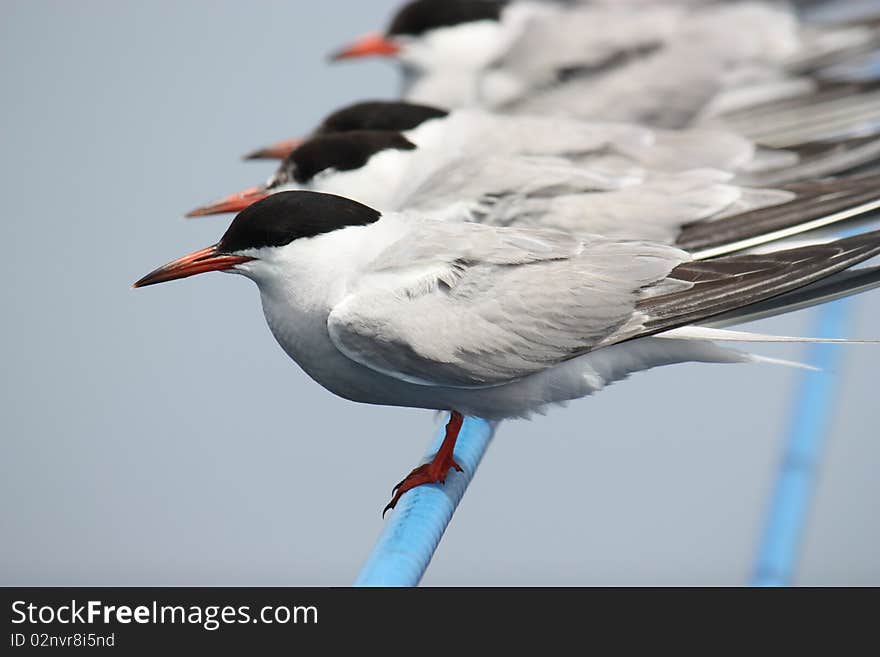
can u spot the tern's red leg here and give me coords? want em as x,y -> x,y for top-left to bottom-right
383,411 -> 465,517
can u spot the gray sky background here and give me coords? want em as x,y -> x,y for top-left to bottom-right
1,0 -> 877,586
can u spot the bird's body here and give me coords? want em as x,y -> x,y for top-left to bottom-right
140,192 -> 880,421
199,119 -> 768,232
244,213 -> 694,418
246,101 -> 764,170
333,0 -> 880,140
210,140 -> 760,244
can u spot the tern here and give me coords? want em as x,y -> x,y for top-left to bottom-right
242,99 -> 880,172
190,122 -> 773,223
135,191 -> 880,512
330,0 -> 880,136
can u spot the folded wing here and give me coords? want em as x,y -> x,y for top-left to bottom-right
328,222 -> 686,388
328,223 -> 880,389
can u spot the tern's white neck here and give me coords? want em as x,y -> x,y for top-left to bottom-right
401,21 -> 506,108
399,3 -> 552,108
234,216 -> 412,390
276,148 -> 419,212
239,215 -> 410,320
398,21 -> 508,76
286,131 -> 465,212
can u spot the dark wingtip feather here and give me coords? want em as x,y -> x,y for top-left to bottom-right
637,228 -> 880,338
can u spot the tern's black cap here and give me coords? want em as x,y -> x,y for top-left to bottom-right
272,131 -> 417,187
388,0 -> 508,37
316,101 -> 449,136
219,192 -> 381,252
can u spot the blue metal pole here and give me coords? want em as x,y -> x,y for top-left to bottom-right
751,298 -> 854,586
355,416 -> 496,587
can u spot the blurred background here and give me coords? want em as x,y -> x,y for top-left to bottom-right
1,0 -> 877,586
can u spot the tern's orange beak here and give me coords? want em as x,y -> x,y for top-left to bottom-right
329,32 -> 401,60
243,138 -> 304,161
133,246 -> 253,288
186,186 -> 270,218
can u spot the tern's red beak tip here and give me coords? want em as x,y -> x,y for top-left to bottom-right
330,33 -> 400,61
132,273 -> 160,289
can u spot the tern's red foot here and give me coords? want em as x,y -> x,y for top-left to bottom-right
383,454 -> 463,516
383,411 -> 465,517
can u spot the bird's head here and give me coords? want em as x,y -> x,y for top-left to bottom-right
330,0 -> 510,72
135,192 -> 382,288
187,131 -> 416,217
313,100 -> 449,137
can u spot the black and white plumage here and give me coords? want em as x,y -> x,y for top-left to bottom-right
137,191 -> 880,420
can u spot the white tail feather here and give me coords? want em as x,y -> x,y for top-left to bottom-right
658,326 -> 880,344
747,354 -> 820,371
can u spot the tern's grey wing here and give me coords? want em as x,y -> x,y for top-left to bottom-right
425,169 -> 745,241
523,169 -> 880,257
491,3 -> 691,91
403,159 -> 801,246
493,3 -> 802,126
466,113 -> 761,174
398,154 -> 644,218
446,110 -> 655,160
396,155 -> 645,225
702,80 -> 880,148
327,222 -> 686,388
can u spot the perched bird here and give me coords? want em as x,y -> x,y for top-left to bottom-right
192,120 -> 771,221
242,99 -> 880,171
330,0 -> 880,138
136,191 -> 880,511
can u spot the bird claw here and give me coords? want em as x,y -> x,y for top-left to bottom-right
382,456 -> 464,517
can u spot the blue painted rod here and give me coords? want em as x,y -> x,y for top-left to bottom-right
751,298 -> 853,586
355,416 -> 496,587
